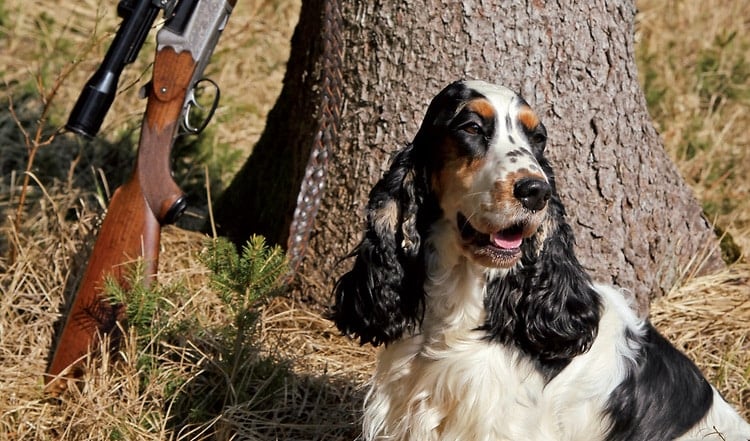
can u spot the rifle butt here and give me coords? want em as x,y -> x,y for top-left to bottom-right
45,176 -> 160,393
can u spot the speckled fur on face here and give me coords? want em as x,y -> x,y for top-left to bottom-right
432,81 -> 548,237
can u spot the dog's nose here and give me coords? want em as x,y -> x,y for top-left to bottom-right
513,177 -> 551,211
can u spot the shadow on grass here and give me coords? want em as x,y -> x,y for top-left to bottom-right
165,347 -> 363,441
0,89 -> 137,232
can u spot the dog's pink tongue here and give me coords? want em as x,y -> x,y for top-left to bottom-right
491,230 -> 523,249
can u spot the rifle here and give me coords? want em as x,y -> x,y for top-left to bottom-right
45,0 -> 235,392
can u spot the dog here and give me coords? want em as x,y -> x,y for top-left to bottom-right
331,80 -> 750,441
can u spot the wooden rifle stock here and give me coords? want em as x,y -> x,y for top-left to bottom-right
45,48 -> 197,392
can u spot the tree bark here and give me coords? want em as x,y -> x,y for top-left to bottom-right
213,0 -> 722,314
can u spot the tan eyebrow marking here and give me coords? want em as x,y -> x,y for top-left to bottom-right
518,105 -> 540,131
466,98 -> 495,120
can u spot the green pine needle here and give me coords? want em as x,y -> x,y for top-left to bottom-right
200,235 -> 288,317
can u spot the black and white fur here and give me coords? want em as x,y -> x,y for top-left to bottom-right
332,80 -> 750,441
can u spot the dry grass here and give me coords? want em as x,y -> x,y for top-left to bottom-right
0,0 -> 748,439
652,265 -> 750,414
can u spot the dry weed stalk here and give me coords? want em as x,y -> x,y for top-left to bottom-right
7,91 -> 63,261
4,20 -> 108,263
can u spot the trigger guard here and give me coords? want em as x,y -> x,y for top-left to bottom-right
181,78 -> 220,134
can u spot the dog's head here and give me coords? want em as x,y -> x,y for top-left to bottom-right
413,80 -> 551,269
333,80 -> 599,360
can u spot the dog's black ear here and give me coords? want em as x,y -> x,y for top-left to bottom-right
484,160 -> 601,365
516,193 -> 601,361
331,144 -> 427,346
515,160 -> 602,362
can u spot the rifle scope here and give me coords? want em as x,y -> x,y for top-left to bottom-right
66,0 -> 160,138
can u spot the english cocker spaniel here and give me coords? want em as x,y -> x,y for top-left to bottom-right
332,80 -> 750,441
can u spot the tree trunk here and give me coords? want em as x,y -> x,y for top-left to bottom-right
212,0 -> 722,314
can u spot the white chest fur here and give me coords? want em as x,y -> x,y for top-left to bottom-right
361,241 -> 637,441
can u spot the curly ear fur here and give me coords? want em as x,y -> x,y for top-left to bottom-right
331,144 -> 430,346
483,158 -> 601,369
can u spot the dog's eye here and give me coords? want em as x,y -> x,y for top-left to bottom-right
530,132 -> 546,144
525,123 -> 547,152
461,122 -> 483,135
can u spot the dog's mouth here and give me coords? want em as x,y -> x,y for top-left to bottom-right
457,212 -> 525,267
